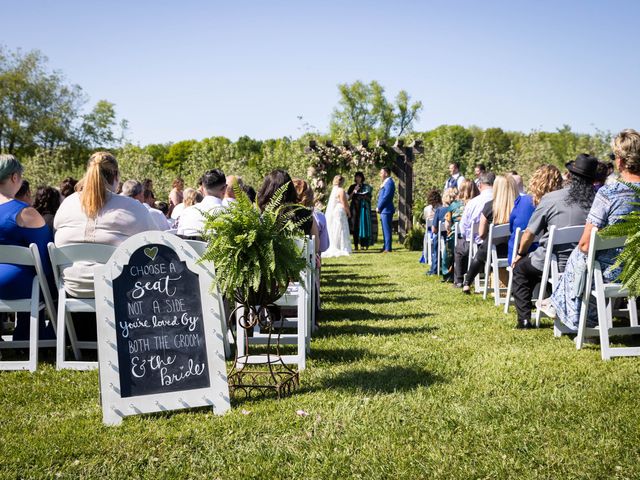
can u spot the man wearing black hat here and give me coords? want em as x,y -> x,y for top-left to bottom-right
509,154 -> 599,329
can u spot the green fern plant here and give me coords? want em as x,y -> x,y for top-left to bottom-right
200,182 -> 308,304
601,183 -> 640,296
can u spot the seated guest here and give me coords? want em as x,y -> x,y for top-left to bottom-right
168,177 -> 184,216
15,179 -> 31,205
54,152 -> 156,298
33,186 -> 62,231
462,175 -> 518,293
0,155 -> 55,340
122,181 -> 171,231
59,177 -> 78,200
424,189 -> 442,274
508,165 -> 563,264
547,130 -> 640,331
222,175 -> 243,208
177,169 -> 226,239
434,188 -> 457,281
257,169 -> 319,240
510,154 -> 598,329
453,172 -> 495,287
172,188 -> 203,226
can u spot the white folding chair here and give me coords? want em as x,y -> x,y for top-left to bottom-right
0,244 -> 56,371
503,227 -> 521,314
424,218 -> 433,266
576,228 -> 639,360
533,225 -> 584,330
482,224 -> 511,306
236,237 -> 313,370
436,220 -> 445,276
48,242 -> 116,370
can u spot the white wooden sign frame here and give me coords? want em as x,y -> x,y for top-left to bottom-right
95,231 -> 230,425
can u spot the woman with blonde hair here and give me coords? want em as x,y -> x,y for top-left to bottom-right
171,187 -> 202,224
462,175 -> 518,293
54,152 -> 156,298
322,174 -> 352,258
507,165 -> 563,264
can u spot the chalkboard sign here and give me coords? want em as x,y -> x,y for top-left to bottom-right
95,231 -> 230,425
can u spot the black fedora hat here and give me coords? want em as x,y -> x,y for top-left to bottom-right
566,153 -> 599,180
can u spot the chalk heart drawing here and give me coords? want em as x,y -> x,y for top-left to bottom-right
143,246 -> 158,261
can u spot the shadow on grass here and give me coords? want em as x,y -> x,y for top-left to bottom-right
323,295 -> 417,305
310,347 -> 385,364
321,308 -> 432,323
317,365 -> 444,393
322,273 -> 388,281
320,322 -> 437,337
323,280 -> 397,290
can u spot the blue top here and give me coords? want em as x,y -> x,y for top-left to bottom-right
587,181 -> 640,281
508,194 -> 537,263
377,178 -> 395,214
0,199 -> 53,300
432,205 -> 448,235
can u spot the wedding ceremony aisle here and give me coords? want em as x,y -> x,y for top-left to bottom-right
2,244 -> 640,478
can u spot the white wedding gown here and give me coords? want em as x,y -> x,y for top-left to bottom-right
322,187 -> 352,258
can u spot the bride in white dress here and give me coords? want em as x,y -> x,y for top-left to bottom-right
322,174 -> 353,258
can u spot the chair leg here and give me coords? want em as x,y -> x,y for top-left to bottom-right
629,297 -> 638,327
28,283 -> 40,372
503,267 -> 513,314
493,259 -> 501,307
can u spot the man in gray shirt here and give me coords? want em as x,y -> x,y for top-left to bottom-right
510,154 -> 598,328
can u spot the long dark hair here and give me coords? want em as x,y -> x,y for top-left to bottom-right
33,186 -> 61,216
257,169 -> 297,212
566,172 -> 595,211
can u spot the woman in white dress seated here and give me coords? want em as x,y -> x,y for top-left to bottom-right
322,175 -> 352,258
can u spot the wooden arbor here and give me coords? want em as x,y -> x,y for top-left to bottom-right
305,139 -> 423,243
390,139 -> 423,242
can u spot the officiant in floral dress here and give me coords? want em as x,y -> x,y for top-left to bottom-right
347,172 -> 373,250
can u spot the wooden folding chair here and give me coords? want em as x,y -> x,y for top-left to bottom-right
576,228 -> 640,360
482,223 -> 511,306
48,242 -> 116,370
0,244 -> 56,371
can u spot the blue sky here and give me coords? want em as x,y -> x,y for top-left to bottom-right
3,0 -> 639,144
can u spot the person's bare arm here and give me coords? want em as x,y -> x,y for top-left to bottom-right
578,223 -> 594,254
339,190 -> 350,217
16,207 -> 46,228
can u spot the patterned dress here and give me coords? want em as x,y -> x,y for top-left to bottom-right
551,182 -> 640,330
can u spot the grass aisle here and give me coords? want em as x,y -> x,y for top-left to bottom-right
2,246 -> 640,478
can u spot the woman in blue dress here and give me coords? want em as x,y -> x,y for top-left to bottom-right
0,154 -> 54,340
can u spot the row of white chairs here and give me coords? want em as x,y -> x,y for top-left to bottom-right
498,224 -> 638,360
1,233 -> 317,372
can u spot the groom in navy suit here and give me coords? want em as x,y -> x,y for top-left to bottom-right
376,167 -> 395,253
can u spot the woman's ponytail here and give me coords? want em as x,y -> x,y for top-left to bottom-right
78,152 -> 118,218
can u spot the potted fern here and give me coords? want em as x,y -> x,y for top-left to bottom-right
200,183 -> 307,305
199,183 -> 308,398
601,183 -> 640,296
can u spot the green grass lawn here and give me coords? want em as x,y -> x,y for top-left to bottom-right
2,243 -> 640,479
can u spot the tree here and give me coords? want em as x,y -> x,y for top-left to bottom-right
329,80 -> 423,141
79,100 -> 128,149
163,139 -> 199,170
0,47 -> 126,157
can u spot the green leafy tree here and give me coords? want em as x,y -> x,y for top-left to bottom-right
329,80 -> 423,141
164,139 -> 198,170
